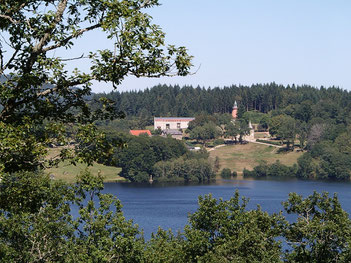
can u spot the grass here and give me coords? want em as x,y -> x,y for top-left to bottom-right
45,147 -> 125,183
254,132 -> 270,139
210,142 -> 302,175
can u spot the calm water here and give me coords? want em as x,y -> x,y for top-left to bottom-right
103,178 -> 351,238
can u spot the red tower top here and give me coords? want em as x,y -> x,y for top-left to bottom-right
232,101 -> 238,119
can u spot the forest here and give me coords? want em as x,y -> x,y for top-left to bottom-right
94,83 -> 351,181
92,83 -> 351,119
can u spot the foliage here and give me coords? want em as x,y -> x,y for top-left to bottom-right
189,122 -> 221,146
224,122 -> 239,141
236,119 -> 250,143
153,157 -> 214,182
0,0 -> 192,173
220,168 -> 232,178
296,121 -> 309,150
283,192 -> 351,263
213,156 -> 220,173
296,152 -> 316,179
237,104 -> 246,119
95,84 -> 351,121
243,161 -> 297,178
188,114 -> 217,130
2,172 -> 351,262
113,134 -> 188,182
182,191 -> 285,262
213,138 -> 225,146
256,139 -> 281,146
243,111 -> 268,124
269,114 -> 296,149
317,147 -> 351,180
0,170 -> 144,262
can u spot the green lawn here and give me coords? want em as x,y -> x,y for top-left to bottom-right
210,142 -> 302,175
45,147 -> 125,183
46,161 -> 124,183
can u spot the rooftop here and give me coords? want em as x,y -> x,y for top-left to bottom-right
129,130 -> 152,136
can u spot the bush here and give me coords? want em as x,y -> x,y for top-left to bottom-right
220,168 -> 232,178
243,168 -> 255,177
256,139 -> 281,146
267,161 -> 296,177
214,138 -> 225,146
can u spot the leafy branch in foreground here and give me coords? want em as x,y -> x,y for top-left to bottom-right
0,0 -> 193,173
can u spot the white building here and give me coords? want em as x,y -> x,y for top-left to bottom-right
154,117 -> 195,131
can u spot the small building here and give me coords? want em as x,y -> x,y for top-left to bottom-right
129,130 -> 152,136
162,129 -> 183,140
154,117 -> 195,131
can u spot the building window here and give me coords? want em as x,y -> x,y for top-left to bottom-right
166,124 -> 170,129
177,123 -> 181,129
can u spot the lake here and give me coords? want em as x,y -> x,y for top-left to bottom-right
103,178 -> 351,238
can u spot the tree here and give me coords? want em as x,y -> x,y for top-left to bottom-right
236,119 -> 250,144
114,135 -> 188,182
307,123 -> 327,149
296,121 -> 309,150
183,191 -> 284,262
153,157 -> 214,182
213,156 -> 220,173
237,103 -> 246,119
317,147 -> 351,180
220,168 -> 232,178
0,2 -> 192,260
224,122 -> 239,142
296,152 -> 315,179
188,114 -> 217,130
0,170 -> 144,262
335,131 -> 351,155
0,0 -> 192,173
189,122 -> 220,146
283,192 -> 351,263
270,114 -> 296,149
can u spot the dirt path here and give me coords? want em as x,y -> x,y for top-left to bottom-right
207,144 -> 226,152
208,140 -> 282,151
246,139 -> 283,148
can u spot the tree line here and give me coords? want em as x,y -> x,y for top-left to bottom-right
92,83 -> 351,120
98,131 -> 215,183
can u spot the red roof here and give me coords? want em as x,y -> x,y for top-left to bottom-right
129,130 -> 152,136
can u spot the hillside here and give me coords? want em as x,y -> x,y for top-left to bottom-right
209,143 -> 302,175
45,147 -> 124,183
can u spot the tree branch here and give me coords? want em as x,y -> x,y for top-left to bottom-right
33,0 -> 68,53
42,23 -> 101,53
0,48 -> 20,75
0,14 -> 19,24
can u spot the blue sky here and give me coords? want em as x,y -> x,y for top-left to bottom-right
78,0 -> 351,93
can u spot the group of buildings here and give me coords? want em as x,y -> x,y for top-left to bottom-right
130,101 -> 254,141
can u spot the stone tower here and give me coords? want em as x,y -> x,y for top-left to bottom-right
232,101 -> 238,119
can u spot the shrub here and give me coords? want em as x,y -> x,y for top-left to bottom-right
220,168 -> 232,179
256,139 -> 281,146
243,168 -> 255,177
214,138 -> 225,146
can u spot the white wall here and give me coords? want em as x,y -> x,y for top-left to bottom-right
154,118 -> 195,130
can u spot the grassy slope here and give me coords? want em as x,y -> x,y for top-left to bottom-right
209,143 -> 302,175
45,147 -> 124,183
46,162 -> 124,183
